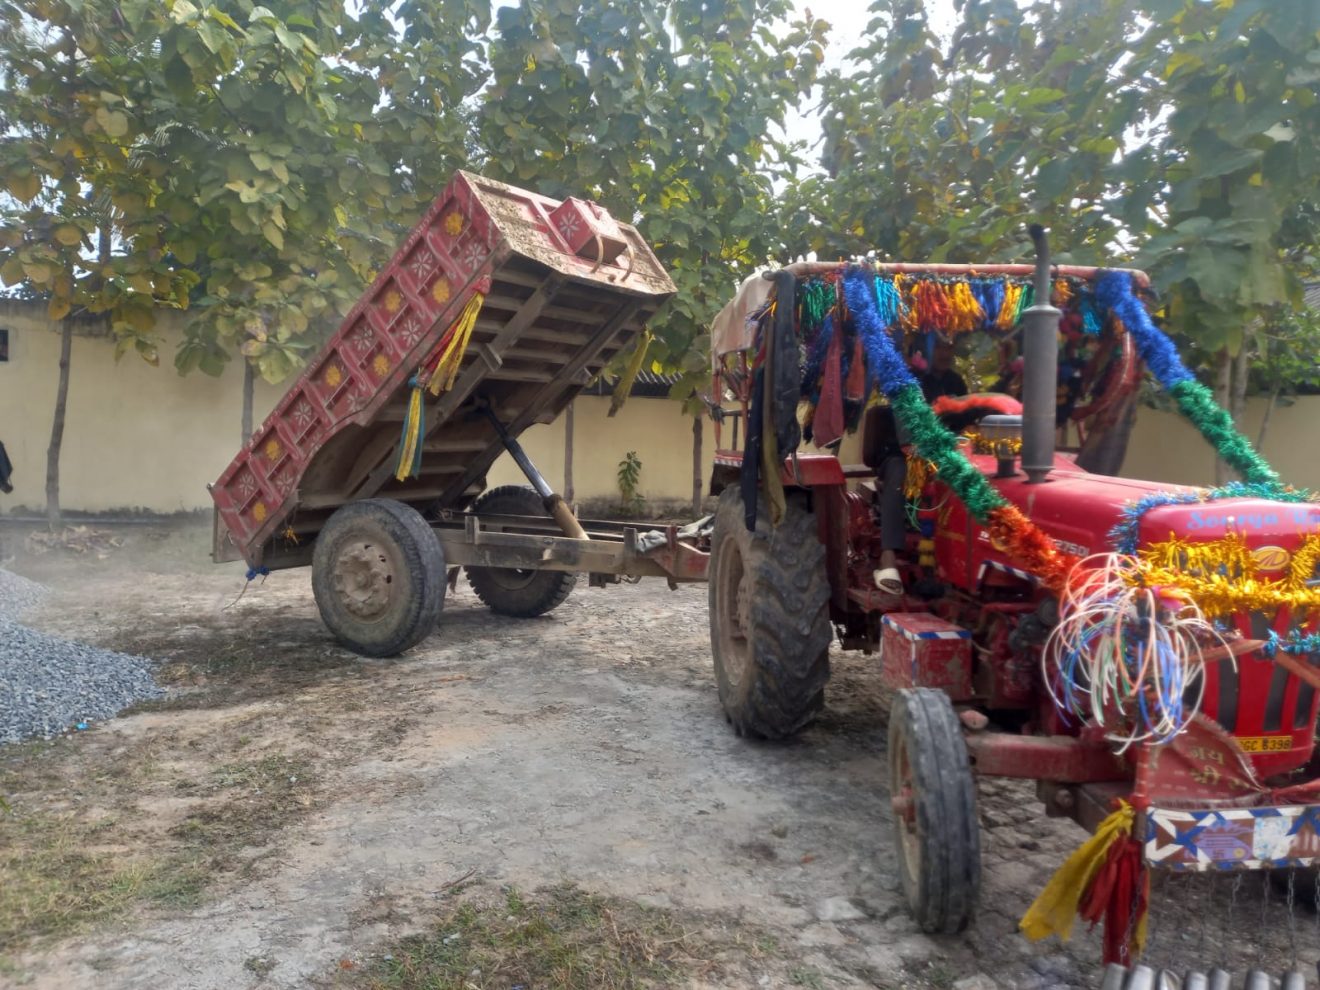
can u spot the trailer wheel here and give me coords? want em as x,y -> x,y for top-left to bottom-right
708,487 -> 831,739
464,485 -> 577,618
311,499 -> 445,657
888,687 -> 981,934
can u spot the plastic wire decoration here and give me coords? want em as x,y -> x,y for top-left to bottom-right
1043,554 -> 1232,751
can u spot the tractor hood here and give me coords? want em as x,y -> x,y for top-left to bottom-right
987,459 -> 1320,558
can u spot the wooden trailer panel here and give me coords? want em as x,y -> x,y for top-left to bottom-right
211,171 -> 675,567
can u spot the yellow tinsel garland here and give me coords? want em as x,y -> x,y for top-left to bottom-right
1134,532 -> 1320,619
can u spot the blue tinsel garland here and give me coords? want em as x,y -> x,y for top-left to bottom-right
1094,271 -> 1195,389
845,268 -> 918,398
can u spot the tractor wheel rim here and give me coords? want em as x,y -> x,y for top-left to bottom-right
332,541 -> 397,621
715,532 -> 751,682
893,733 -> 921,890
489,568 -> 538,591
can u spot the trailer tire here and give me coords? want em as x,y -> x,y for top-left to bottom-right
311,498 -> 446,657
888,687 -> 981,934
708,487 -> 831,739
464,485 -> 577,618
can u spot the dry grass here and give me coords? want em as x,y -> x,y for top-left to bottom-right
343,885 -> 761,990
0,810 -> 201,951
0,740 -> 322,958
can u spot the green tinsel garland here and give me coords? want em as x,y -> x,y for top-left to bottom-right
1168,379 -> 1280,487
891,385 -> 1009,522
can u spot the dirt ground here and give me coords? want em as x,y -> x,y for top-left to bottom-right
1,522 -> 1317,989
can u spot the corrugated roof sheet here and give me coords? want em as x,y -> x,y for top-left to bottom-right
581,369 -> 683,398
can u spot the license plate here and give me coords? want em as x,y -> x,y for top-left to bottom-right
1235,735 -> 1294,753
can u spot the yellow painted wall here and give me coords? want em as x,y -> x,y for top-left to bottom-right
0,303 -> 713,514
486,394 -> 716,507
4,299 -> 1320,514
0,302 -> 282,514
1122,399 -> 1320,490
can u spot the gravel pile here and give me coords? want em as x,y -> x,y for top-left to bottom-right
1,567 -> 162,744
0,566 -> 47,620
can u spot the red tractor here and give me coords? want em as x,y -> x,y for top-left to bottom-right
703,231 -> 1320,961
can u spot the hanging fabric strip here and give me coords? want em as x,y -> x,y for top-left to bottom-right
394,376 -> 425,482
426,292 -> 485,396
610,328 -> 653,417
813,318 -> 845,447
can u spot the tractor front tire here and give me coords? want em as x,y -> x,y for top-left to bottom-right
464,485 -> 577,618
311,498 -> 446,657
708,487 -> 831,739
888,687 -> 981,934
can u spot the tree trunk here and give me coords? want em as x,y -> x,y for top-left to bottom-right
691,414 -> 703,518
45,320 -> 74,529
1213,349 -> 1233,485
1213,347 -> 1252,482
563,400 -> 574,505
1231,341 -> 1250,431
1257,386 -> 1280,452
241,360 -> 255,444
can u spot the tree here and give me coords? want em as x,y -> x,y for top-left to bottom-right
0,1 -> 199,525
2,0 -> 490,493
799,0 -> 1320,476
476,0 -> 827,410
159,0 -> 489,431
1249,303 -> 1320,453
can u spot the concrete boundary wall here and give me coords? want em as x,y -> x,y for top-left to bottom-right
3,302 -> 1319,515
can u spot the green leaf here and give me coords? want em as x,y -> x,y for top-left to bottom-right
171,239 -> 198,264
262,221 -> 284,251
273,22 -> 302,55
164,55 -> 193,98
206,7 -> 241,31
1196,143 -> 1264,179
95,108 -> 129,138
47,296 -> 72,321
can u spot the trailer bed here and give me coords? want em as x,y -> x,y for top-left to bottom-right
211,171 -> 675,568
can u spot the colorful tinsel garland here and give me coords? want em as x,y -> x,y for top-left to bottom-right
815,266 -> 1316,595
840,268 -> 1080,590
1108,482 -> 1315,557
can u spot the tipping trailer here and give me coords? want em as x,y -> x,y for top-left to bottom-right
211,171 -> 707,656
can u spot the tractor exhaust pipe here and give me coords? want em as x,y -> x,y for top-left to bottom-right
1021,224 -> 1062,484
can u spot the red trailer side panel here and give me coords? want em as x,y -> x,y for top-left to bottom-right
210,172 -> 675,567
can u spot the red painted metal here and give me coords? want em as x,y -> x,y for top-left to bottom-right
549,196 -> 628,264
644,543 -> 710,582
965,732 -> 1131,783
880,612 -> 974,700
711,450 -> 847,488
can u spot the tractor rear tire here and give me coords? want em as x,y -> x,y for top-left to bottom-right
888,687 -> 981,934
464,485 -> 577,618
312,498 -> 446,657
708,486 -> 831,739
